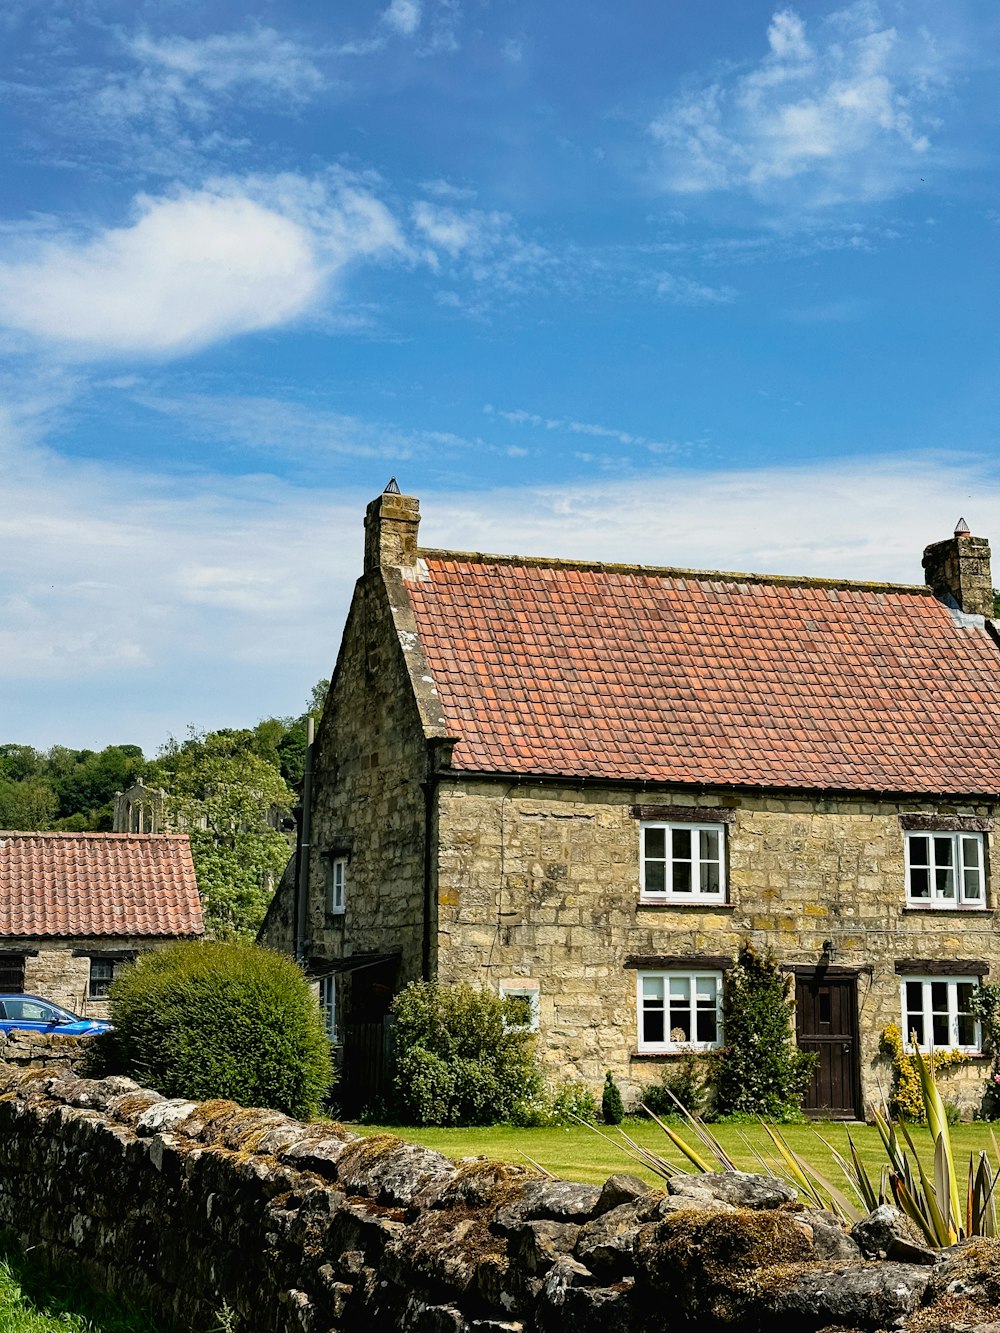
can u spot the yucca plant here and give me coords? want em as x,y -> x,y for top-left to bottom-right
594,1047 -> 1000,1249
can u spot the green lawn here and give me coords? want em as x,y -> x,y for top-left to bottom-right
350,1119 -> 1000,1191
0,1248 -> 158,1333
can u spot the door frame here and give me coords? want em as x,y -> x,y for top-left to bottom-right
791,964 -> 864,1121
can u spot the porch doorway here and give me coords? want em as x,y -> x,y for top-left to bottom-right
794,969 -> 862,1119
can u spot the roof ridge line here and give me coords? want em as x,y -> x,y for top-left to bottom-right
416,548 -> 932,595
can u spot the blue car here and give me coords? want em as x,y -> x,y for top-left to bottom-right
0,993 -> 110,1036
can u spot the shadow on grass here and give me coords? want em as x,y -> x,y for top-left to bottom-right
0,1235 -> 159,1333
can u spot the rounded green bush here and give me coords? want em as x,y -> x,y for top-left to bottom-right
391,981 -> 543,1126
106,940 -> 333,1118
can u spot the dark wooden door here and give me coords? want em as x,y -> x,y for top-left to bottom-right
795,972 -> 861,1119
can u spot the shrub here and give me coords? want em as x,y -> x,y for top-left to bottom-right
103,940 -> 333,1119
510,1079 -> 597,1127
391,981 -> 543,1125
714,943 -> 816,1120
601,1072 -> 624,1124
640,1053 -> 714,1118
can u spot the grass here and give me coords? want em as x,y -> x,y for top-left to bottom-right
350,1118 -> 1000,1192
0,1244 -> 158,1333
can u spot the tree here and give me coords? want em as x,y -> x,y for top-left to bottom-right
150,729 -> 293,939
0,777 -> 57,830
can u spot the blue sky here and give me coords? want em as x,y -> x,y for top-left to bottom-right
2,0 -> 999,751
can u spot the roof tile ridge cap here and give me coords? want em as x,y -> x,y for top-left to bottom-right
416,547 -> 932,593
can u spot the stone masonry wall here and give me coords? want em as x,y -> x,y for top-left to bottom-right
12,938 -> 185,1019
0,1031 -> 92,1071
435,780 -> 1000,1113
307,569 -> 432,992
5,1064 -> 998,1333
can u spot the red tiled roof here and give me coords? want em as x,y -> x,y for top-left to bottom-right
0,833 -> 204,939
405,556 -> 1000,794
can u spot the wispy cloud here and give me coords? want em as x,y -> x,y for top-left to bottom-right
124,27 -> 324,104
383,0 -> 422,37
648,4 -> 950,207
484,405 -> 683,456
412,200 -> 551,298
0,175 -> 406,359
655,272 -> 738,305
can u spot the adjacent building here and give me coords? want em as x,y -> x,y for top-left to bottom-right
0,832 -> 204,1016
263,486 -> 1000,1116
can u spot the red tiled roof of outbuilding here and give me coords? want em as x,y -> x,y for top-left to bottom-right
0,832 -> 204,938
404,554 -> 1000,795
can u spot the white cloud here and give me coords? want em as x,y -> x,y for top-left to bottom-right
411,200 -> 551,293
0,177 -> 406,358
649,3 -> 948,206
126,27 -> 324,103
485,405 -> 682,456
2,392 -> 999,751
383,0 -> 422,37
655,273 -> 738,305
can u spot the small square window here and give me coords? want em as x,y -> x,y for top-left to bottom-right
641,822 -> 725,901
327,857 -> 347,916
637,970 -> 723,1052
499,985 -> 540,1032
89,958 -> 116,999
906,832 -> 985,907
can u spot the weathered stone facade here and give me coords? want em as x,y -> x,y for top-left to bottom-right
434,781 -> 998,1111
276,489 -> 1000,1118
5,1065 -> 1000,1333
4,937 -> 185,1019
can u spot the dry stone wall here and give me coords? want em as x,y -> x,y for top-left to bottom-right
1,1065 -> 999,1333
0,1031 -> 91,1071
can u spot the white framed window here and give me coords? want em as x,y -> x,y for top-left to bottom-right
327,857 -> 347,915
641,822 -> 725,901
637,970 -> 723,1052
901,976 -> 981,1053
319,975 -> 338,1043
905,832 -> 985,906
499,984 -> 540,1032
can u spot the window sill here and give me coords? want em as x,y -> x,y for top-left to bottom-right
902,905 -> 992,914
324,913 -> 346,928
631,1049 -> 722,1060
638,900 -> 733,911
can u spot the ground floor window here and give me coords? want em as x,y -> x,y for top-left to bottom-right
319,974 -> 338,1043
0,956 -> 24,993
88,957 -> 116,999
901,976 -> 981,1053
499,982 -> 540,1032
637,970 -> 723,1052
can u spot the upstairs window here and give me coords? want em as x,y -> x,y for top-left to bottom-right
901,977 -> 981,1053
327,857 -> 347,916
637,970 -> 723,1052
641,822 -> 725,901
905,832 -> 985,906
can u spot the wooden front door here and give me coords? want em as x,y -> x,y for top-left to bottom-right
795,971 -> 861,1119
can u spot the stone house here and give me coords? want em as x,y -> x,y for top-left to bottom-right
262,486 -> 1000,1117
0,832 -> 204,1017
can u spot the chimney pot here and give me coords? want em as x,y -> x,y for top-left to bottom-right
955,516 -> 971,537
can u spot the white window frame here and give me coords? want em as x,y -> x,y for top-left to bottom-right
319,975 -> 338,1043
499,984 -> 540,1032
636,969 -> 723,1053
327,856 -> 347,916
905,831 -> 986,907
640,821 -> 726,902
900,975 -> 981,1054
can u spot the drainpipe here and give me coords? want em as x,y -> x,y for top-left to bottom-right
420,738 -> 452,981
295,717 -> 315,965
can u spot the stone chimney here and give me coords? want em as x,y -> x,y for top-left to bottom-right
364,479 -> 420,572
922,519 -> 994,617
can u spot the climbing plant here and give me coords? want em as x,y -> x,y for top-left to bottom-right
714,942 -> 816,1120
879,1022 -> 969,1122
